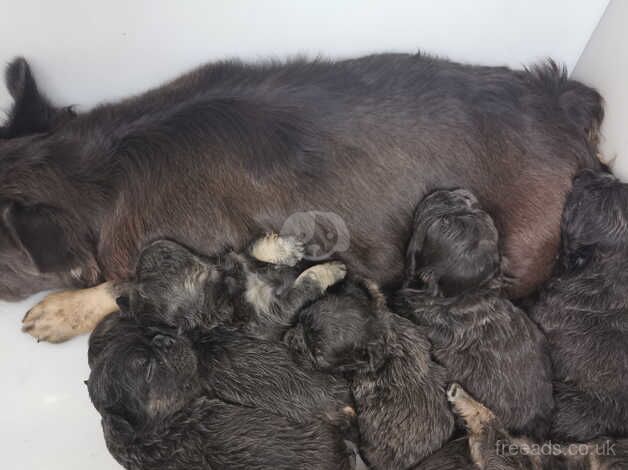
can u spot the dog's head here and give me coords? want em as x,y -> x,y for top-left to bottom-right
561,169 -> 628,270
0,58 -> 86,301
405,189 -> 501,296
285,281 -> 392,374
120,240 -> 248,330
87,312 -> 201,437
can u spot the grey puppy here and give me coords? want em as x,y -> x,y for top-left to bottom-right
119,234 -> 346,339
529,169 -> 628,442
284,277 -> 455,469
88,315 -> 354,470
394,189 -> 554,439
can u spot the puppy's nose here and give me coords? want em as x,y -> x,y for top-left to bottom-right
152,334 -> 175,349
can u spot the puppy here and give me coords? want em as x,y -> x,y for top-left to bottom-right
285,277 -> 454,469
418,383 -> 628,470
88,313 -> 353,470
122,235 -> 346,339
394,189 -> 554,438
529,169 -> 628,441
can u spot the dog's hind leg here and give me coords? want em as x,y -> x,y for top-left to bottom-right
21,282 -> 119,343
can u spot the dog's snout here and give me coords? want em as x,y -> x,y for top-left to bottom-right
152,333 -> 176,349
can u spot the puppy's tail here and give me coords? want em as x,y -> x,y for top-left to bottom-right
524,60 -> 604,154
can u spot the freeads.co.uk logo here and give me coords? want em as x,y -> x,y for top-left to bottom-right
279,211 -> 350,260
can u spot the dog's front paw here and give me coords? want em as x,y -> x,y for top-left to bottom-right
295,261 -> 347,291
249,233 -> 305,266
21,282 -> 118,343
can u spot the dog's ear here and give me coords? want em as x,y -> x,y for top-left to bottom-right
1,57 -> 75,138
102,414 -> 135,437
2,202 -> 81,272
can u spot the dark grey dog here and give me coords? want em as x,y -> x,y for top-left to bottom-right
285,278 -> 455,469
529,169 -> 628,442
394,189 -> 554,439
1,54 -> 603,342
87,314 -> 354,470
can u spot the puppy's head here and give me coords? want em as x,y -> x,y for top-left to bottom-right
121,240 -> 246,330
87,313 -> 201,437
406,189 -> 501,296
285,281 -> 391,374
561,169 -> 628,270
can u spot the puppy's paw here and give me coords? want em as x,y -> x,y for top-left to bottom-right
295,261 -> 347,291
447,382 -> 463,403
22,282 -> 118,343
249,233 -> 305,266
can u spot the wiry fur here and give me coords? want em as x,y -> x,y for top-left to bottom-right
394,189 -> 554,438
529,169 -> 628,441
87,314 -> 352,470
0,53 -> 603,304
285,278 -> 454,469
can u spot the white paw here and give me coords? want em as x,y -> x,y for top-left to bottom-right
21,283 -> 118,343
295,261 -> 347,291
249,233 -> 305,266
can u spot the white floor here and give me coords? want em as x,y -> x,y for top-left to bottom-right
0,293 -> 121,469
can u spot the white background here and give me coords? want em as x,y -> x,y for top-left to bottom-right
0,1 -> 612,469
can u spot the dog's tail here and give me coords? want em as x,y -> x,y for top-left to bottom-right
524,60 -> 604,151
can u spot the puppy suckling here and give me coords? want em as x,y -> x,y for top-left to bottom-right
284,277 -> 455,469
420,383 -> 628,470
122,236 -> 346,340
394,189 -> 554,439
87,313 -> 354,470
529,169 -> 628,442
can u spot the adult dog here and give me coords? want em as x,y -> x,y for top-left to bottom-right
0,53 -> 602,342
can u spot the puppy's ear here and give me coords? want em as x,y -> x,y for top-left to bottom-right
103,414 -> 135,437
2,201 -> 82,272
1,57 -> 74,138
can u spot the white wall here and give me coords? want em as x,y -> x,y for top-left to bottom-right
0,0 -> 608,112
0,2 -> 611,470
573,0 -> 627,180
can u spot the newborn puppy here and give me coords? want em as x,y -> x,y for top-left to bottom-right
88,313 -> 353,470
529,169 -> 628,441
424,384 -> 628,470
285,277 -> 454,469
394,189 -> 554,438
123,236 -> 345,339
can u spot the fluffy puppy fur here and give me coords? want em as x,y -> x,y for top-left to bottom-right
121,236 -> 346,340
87,314 -> 352,470
285,277 -> 454,469
416,384 -> 628,470
394,189 -> 554,438
529,169 -> 628,442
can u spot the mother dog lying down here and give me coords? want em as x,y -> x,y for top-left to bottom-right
0,52 -> 602,342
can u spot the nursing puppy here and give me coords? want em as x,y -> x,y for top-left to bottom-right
285,277 -> 454,469
122,235 -> 346,339
529,169 -> 628,442
394,189 -> 554,438
88,314 -> 353,470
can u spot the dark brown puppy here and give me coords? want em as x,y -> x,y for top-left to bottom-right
87,314 -> 353,470
529,169 -> 628,442
285,278 -> 455,469
0,54 -> 602,342
394,189 -> 554,439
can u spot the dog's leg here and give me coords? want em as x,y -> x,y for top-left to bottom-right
249,233 -> 304,266
22,282 -> 119,343
280,261 -> 347,314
